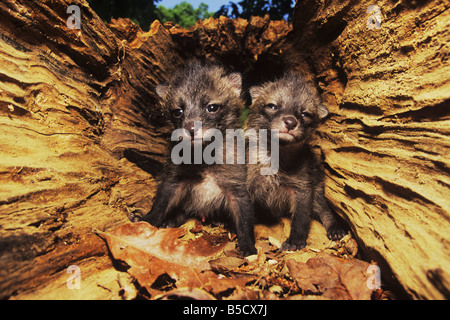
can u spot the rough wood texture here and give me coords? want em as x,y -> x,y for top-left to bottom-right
0,0 -> 178,298
287,0 -> 449,299
0,0 -> 448,299
0,0 -> 291,299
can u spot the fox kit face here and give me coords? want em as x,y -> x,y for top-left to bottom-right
156,62 -> 243,141
248,73 -> 329,145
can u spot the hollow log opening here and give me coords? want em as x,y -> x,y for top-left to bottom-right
0,0 -> 449,300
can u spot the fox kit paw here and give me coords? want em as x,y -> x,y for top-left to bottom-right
326,224 -> 346,241
281,238 -> 306,251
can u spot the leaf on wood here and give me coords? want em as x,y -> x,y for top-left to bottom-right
97,222 -> 229,268
209,257 -> 247,273
95,222 -> 232,294
96,221 -> 376,299
286,252 -> 373,300
96,222 -> 256,298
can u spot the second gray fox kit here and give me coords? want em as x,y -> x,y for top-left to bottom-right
246,72 -> 345,250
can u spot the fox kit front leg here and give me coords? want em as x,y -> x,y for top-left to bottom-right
225,188 -> 257,256
142,177 -> 181,227
282,189 -> 313,251
313,185 -> 346,240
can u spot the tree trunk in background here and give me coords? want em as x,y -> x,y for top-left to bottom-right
0,0 -> 448,299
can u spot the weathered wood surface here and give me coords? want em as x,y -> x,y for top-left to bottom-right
0,0 -> 176,298
287,0 -> 450,299
0,0 -> 448,299
0,0 -> 291,298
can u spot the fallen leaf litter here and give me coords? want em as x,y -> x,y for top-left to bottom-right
95,218 -> 376,300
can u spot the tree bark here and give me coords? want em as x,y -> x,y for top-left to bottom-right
0,0 -> 448,300
0,0 -> 291,298
287,0 -> 450,299
0,0 -> 178,298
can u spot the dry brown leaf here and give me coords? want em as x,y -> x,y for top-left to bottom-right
96,222 -> 232,296
96,222 -> 260,298
209,257 -> 247,272
97,222 -> 229,268
154,287 -> 216,300
287,252 -> 373,300
225,286 -> 280,300
96,222 -> 376,300
326,234 -> 359,258
202,273 -> 256,297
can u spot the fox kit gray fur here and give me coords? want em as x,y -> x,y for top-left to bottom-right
140,61 -> 256,256
246,72 -> 345,250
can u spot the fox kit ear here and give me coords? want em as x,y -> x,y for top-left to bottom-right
249,86 -> 263,103
155,84 -> 169,100
318,103 -> 329,119
225,72 -> 242,95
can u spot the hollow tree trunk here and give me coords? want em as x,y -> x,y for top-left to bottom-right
285,0 -> 449,299
0,0 -> 178,298
0,0 -> 291,298
0,0 -> 448,300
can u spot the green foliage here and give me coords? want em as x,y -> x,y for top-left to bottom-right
88,0 -> 214,30
240,107 -> 251,127
156,2 -> 215,28
215,0 -> 294,21
87,0 -> 161,30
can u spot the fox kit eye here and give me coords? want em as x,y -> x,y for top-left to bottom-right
172,108 -> 184,118
266,103 -> 279,110
301,111 -> 312,118
206,104 -> 220,113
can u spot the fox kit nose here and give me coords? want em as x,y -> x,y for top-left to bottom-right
185,122 -> 196,137
282,116 -> 298,131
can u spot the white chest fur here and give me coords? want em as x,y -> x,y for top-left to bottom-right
184,174 -> 224,215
